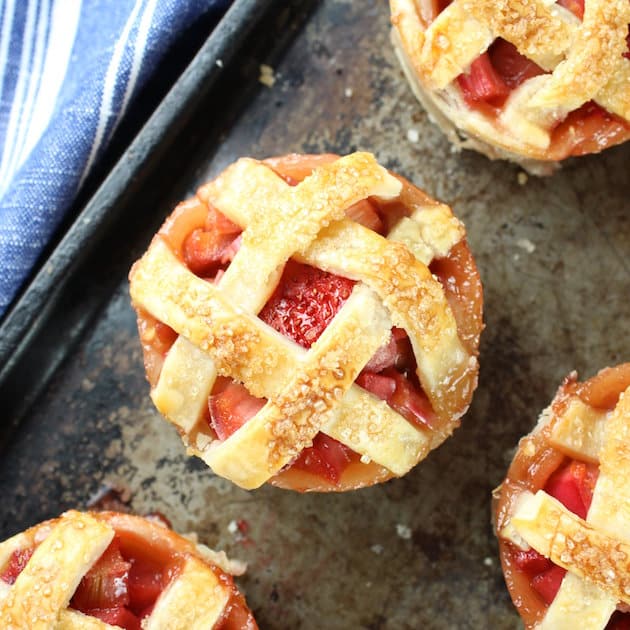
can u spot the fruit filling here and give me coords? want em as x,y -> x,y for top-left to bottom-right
431,0 -> 630,157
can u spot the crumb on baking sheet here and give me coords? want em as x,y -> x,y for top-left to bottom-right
371,544 -> 384,555
216,58 -> 224,68
396,524 -> 412,540
259,64 -> 275,87
517,171 -> 528,186
516,238 -> 536,254
484,557 -> 493,566
407,128 -> 419,143
344,87 -> 353,98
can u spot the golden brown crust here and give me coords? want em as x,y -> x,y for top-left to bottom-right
0,511 -> 254,630
390,0 -> 630,168
130,152 -> 482,491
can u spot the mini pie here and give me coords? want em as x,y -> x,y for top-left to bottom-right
390,0 -> 630,173
0,510 -> 256,629
495,363 -> 630,629
129,152 -> 483,492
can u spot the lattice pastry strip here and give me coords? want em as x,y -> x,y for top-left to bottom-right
507,386 -> 630,629
0,511 -> 249,630
0,512 -> 114,629
144,557 -> 230,630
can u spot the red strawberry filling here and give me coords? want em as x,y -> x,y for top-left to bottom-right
0,548 -> 34,584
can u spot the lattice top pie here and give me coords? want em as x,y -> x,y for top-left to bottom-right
390,0 -> 630,173
129,152 -> 483,492
495,364 -> 630,629
0,510 -> 256,630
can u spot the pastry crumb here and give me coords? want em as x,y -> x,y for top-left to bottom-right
517,171 -> 528,186
516,238 -> 536,254
371,544 -> 384,555
344,87 -> 353,98
407,128 -> 420,143
396,524 -> 412,540
484,557 -> 494,566
259,64 -> 275,87
216,59 -> 224,68
227,520 -> 239,534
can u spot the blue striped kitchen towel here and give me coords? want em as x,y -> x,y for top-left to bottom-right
0,0 -> 231,318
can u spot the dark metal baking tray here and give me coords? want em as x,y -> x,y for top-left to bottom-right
1,1 -> 630,628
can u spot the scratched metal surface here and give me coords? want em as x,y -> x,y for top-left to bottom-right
1,1 -> 630,628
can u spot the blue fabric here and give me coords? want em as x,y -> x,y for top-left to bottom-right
0,0 -> 231,317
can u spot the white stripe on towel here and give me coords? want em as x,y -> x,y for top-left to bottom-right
80,0 -> 146,185
0,0 -> 38,193
19,0 -> 82,174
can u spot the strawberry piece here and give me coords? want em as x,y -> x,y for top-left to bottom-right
345,199 -> 383,233
183,228 -> 240,277
127,559 -> 165,615
259,261 -> 355,349
488,39 -> 544,89
387,369 -> 435,428
543,462 -> 587,519
569,460 -> 599,514
557,0 -> 584,19
205,204 -> 241,235
531,565 -> 567,605
1,547 -> 34,584
552,101 -> 630,158
544,460 -> 599,520
364,328 -> 413,372
607,612 -> 630,630
209,376 -> 266,441
358,368 -> 434,428
291,433 -> 352,484
83,607 -> 141,630
71,540 -> 131,611
457,53 -> 510,106
512,548 -> 552,577
356,372 -> 397,400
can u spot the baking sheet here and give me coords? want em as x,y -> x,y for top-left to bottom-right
2,1 -> 630,628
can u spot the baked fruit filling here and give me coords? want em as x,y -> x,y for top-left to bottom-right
131,152 -> 482,492
0,511 -> 256,629
138,157 -> 477,488
432,0 -> 630,159
495,364 -> 630,629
